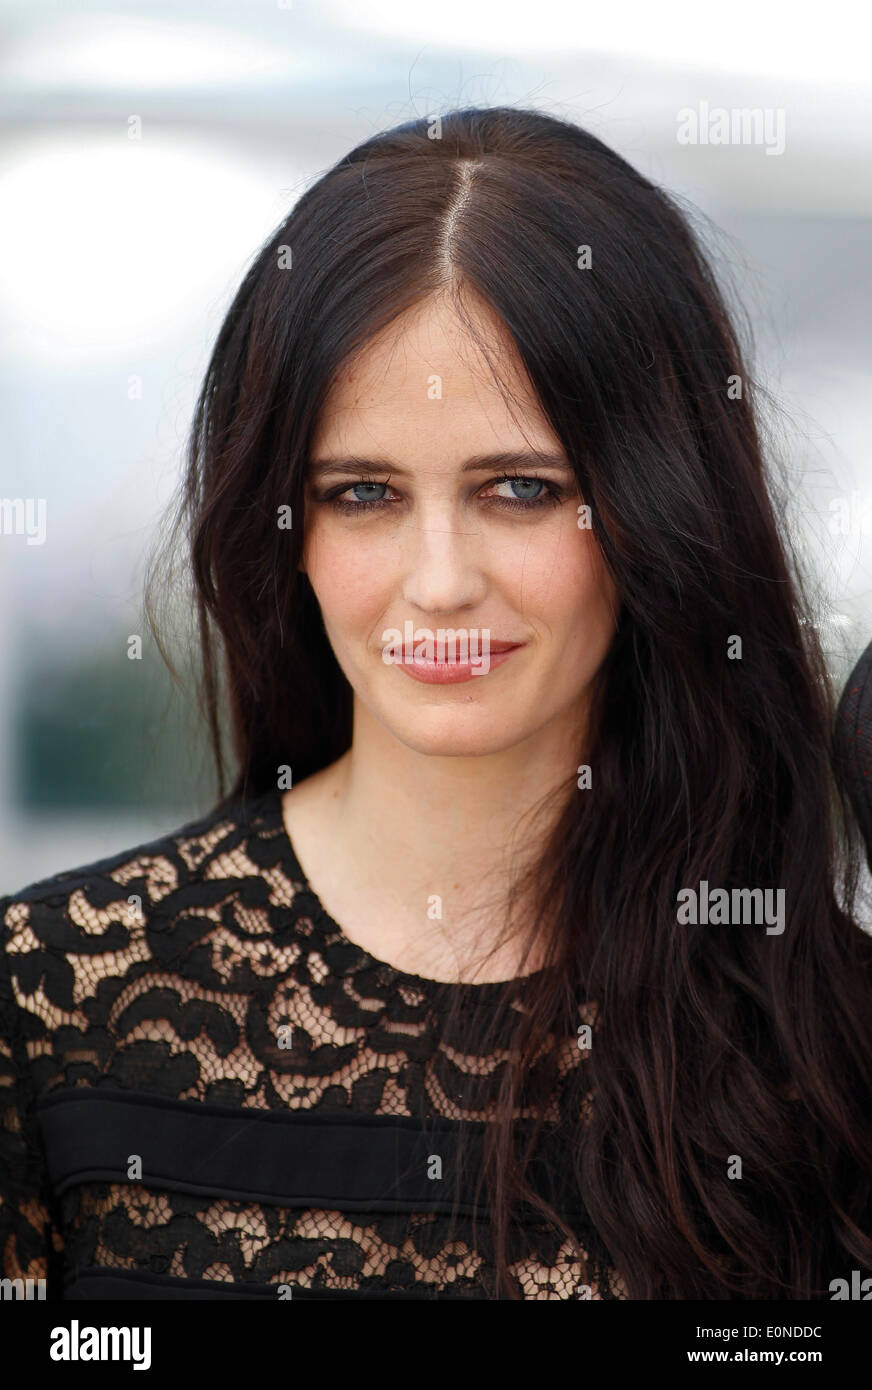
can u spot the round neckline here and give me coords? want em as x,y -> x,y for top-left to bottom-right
246,786 -> 550,997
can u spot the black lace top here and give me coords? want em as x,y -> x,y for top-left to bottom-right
0,788 -> 620,1300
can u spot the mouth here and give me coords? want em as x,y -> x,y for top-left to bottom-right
396,641 -> 524,685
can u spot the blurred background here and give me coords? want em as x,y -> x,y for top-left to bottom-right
1,0 -> 870,892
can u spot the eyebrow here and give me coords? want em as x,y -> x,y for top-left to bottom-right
307,451 -> 575,479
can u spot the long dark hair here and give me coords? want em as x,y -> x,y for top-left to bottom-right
148,105 -> 872,1298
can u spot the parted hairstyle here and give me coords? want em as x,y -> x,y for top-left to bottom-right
149,105 -> 872,1298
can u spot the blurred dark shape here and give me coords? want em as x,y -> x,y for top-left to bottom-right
835,638 -> 872,871
15,633 -> 217,811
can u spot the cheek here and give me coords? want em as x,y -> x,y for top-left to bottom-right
545,537 -> 618,692
304,514 -> 618,644
568,537 -> 618,632
303,522 -> 393,633
499,521 -> 616,631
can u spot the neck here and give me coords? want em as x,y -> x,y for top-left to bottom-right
288,694 -> 586,979
346,696 -> 581,863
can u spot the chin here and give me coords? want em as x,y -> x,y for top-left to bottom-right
378,704 -> 535,759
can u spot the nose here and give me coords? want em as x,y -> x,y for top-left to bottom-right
399,508 -> 488,615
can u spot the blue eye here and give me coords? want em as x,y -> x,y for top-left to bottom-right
321,474 -> 564,514
348,482 -> 390,503
491,477 -> 545,500
480,475 -> 564,511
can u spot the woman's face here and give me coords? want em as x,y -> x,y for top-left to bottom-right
301,290 -> 620,759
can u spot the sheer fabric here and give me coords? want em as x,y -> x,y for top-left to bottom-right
0,789 -> 621,1299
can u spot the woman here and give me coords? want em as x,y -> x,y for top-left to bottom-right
2,105 -> 871,1301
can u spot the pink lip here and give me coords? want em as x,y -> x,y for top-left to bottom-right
397,644 -> 523,684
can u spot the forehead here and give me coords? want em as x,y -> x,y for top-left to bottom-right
311,290 -> 556,459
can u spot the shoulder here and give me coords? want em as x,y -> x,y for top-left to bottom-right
0,788 -> 318,1105
0,789 -> 297,985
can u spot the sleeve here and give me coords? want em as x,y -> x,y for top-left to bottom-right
0,894 -> 62,1294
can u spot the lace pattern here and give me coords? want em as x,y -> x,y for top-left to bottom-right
0,789 -> 622,1299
